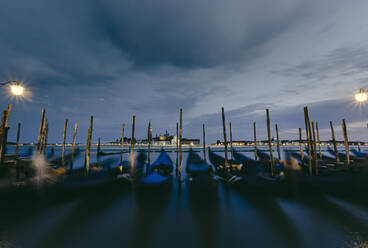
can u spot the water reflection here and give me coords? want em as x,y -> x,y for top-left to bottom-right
1,147 -> 368,247
131,184 -> 173,248
187,182 -> 220,248
37,187 -> 127,248
233,189 -> 301,248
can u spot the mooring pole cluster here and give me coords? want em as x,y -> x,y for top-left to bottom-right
0,103 -> 355,182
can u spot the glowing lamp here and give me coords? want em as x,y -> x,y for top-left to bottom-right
355,89 -> 368,102
10,84 -> 24,96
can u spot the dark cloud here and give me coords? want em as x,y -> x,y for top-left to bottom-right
1,0 -> 367,145
101,0 -> 308,68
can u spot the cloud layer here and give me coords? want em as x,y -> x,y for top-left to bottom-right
1,0 -> 368,143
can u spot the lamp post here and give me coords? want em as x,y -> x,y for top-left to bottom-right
0,81 -> 25,96
355,88 -> 368,103
354,88 -> 368,129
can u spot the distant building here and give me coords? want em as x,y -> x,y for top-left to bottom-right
181,138 -> 200,145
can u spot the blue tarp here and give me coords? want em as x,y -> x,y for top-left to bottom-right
187,161 -> 209,173
351,149 -> 368,157
140,171 -> 169,185
151,151 -> 173,171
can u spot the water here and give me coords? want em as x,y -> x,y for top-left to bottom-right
1,146 -> 368,248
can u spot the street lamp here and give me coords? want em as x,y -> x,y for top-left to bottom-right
0,81 -> 25,96
355,88 -> 368,103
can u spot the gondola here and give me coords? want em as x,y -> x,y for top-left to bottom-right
255,150 -> 286,174
326,146 -> 350,161
350,148 -> 368,157
19,146 -> 34,158
108,151 -> 146,177
150,149 -> 173,175
286,151 -> 348,174
293,148 -> 368,174
0,152 -> 147,198
231,151 -> 368,195
215,150 -> 286,189
208,148 -> 243,179
186,150 -> 216,186
256,150 -> 272,161
211,150 -> 299,189
140,150 -> 172,187
46,147 -> 55,159
233,151 -> 263,174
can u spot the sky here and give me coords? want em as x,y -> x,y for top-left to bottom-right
1,0 -> 368,144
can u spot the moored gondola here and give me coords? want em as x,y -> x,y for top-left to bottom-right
186,150 -> 216,186
208,148 -> 244,179
139,150 -> 172,187
231,150 -> 368,195
0,151 -> 147,198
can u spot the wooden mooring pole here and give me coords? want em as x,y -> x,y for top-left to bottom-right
62,119 -> 68,166
330,121 -> 340,162
176,122 -> 179,173
266,109 -> 275,176
299,128 -> 304,161
229,122 -> 234,161
5,104 -> 11,127
203,123 -> 206,162
84,116 -> 93,176
275,124 -> 281,161
342,119 -> 350,166
15,123 -> 21,156
97,137 -> 101,158
36,108 -> 46,153
304,107 -> 313,175
40,118 -> 47,154
43,122 -> 49,156
147,121 -> 152,166
0,110 -> 9,167
316,122 -> 322,160
130,115 -> 136,173
221,107 -> 229,169
121,123 -> 124,165
179,109 -> 183,178
254,122 -> 257,161
70,123 -> 77,171
311,121 -> 319,176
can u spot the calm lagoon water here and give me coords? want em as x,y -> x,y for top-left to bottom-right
1,146 -> 367,248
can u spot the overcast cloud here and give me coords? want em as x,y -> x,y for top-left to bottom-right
1,0 -> 368,144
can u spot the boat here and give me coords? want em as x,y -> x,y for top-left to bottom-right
326,147 -> 351,161
46,147 -> 55,159
208,148 -> 243,178
108,151 -> 146,176
230,150 -> 368,195
186,150 -> 211,175
186,150 -> 216,186
233,151 -> 263,174
150,150 -> 173,175
19,146 -> 34,158
139,150 -> 172,187
0,152 -> 147,198
350,148 -> 368,157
